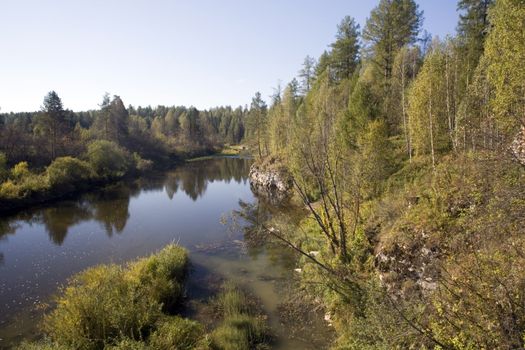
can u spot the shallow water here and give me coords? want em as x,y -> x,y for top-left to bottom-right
0,157 -> 331,349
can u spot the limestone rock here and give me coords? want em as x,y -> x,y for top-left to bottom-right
511,125 -> 525,166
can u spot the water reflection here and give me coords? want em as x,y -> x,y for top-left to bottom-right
0,157 -> 252,248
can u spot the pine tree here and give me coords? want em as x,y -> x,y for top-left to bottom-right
363,0 -> 423,81
36,91 -> 67,159
330,16 -> 360,81
457,0 -> 494,76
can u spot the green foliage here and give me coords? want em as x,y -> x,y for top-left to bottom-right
11,161 -> 30,180
0,162 -> 49,200
330,16 -> 361,81
457,0 -> 493,75
133,153 -> 154,172
149,317 -> 209,350
407,42 -> 452,160
484,0 -> 525,136
210,285 -> 269,350
42,244 -> 188,349
87,140 -> 131,179
363,0 -> 423,80
46,156 -> 94,190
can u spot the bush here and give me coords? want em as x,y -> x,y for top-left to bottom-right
0,180 -> 20,199
133,153 -> 154,172
86,140 -> 131,179
126,244 -> 188,311
42,244 -> 189,349
149,317 -> 209,350
11,161 -> 30,180
46,156 -> 94,190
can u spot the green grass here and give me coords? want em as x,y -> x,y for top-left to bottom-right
20,244 -> 199,350
210,284 -> 269,350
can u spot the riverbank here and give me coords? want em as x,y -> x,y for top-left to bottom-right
0,145 -> 242,215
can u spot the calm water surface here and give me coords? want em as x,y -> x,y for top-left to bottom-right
0,157 -> 331,349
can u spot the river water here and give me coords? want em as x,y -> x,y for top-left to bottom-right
0,157 -> 331,349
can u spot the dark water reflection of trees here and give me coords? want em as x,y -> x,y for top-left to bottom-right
0,157 -> 252,247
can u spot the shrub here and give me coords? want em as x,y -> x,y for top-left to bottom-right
0,180 -> 20,199
46,156 -> 94,190
11,161 -> 30,180
126,244 -> 188,311
86,140 -> 131,179
149,317 -> 209,350
133,153 -> 154,172
42,244 -> 189,349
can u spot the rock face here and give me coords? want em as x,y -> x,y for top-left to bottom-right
249,157 -> 293,202
511,126 -> 525,166
375,234 -> 441,297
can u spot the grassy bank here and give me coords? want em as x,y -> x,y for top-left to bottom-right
17,244 -> 212,350
16,245 -> 274,350
0,141 -> 225,214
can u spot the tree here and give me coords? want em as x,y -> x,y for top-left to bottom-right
36,91 -> 67,159
86,140 -> 131,179
298,55 -> 316,94
108,96 -> 129,145
247,92 -> 268,158
391,45 -> 422,158
457,0 -> 494,76
407,40 -> 451,166
484,0 -> 525,137
92,94 -> 129,145
363,0 -> 423,81
315,51 -> 332,78
330,16 -> 361,81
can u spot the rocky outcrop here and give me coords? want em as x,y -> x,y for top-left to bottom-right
375,234 -> 441,297
249,157 -> 293,202
511,126 -> 525,166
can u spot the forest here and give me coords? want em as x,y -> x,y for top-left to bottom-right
2,0 -> 525,349
243,0 -> 525,348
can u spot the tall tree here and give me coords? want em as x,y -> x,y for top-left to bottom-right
457,0 -> 494,76
298,55 -> 316,94
92,94 -> 129,145
247,92 -> 268,158
330,16 -> 361,81
362,0 -> 423,81
484,0 -> 525,137
392,45 -> 422,159
36,91 -> 67,159
407,40 -> 451,165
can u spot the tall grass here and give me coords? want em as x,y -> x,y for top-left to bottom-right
210,284 -> 270,350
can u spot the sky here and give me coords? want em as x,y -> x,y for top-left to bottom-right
0,0 -> 459,113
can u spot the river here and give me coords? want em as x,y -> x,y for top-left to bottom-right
0,157 -> 331,349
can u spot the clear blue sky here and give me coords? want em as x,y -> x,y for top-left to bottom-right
0,0 -> 458,112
